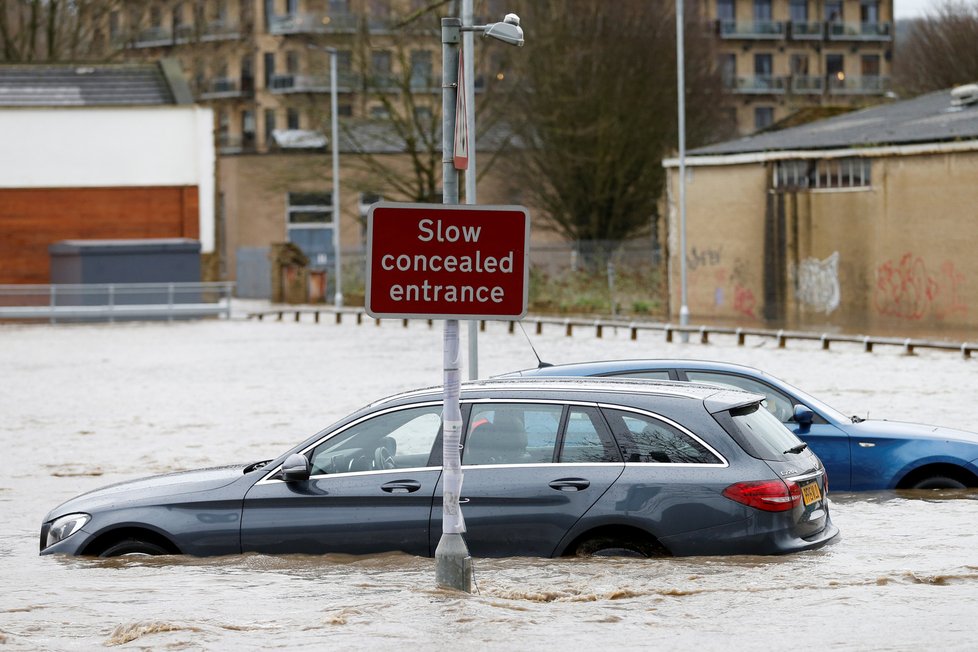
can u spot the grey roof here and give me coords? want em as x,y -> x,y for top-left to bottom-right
690,88 -> 978,156
0,59 -> 193,107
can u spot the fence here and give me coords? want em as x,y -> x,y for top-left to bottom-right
244,307 -> 978,360
0,282 -> 235,322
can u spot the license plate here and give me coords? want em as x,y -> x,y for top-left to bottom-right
801,482 -> 822,506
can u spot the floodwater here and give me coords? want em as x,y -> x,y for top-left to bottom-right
2,316 -> 977,650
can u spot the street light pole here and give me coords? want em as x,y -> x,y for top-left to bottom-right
435,16 -> 471,594
463,0 -> 479,381
435,12 -> 523,594
676,0 -> 690,341
328,47 -> 344,308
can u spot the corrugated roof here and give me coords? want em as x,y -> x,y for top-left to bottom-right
0,61 -> 184,107
690,88 -> 978,156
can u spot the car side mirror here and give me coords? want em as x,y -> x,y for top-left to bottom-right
793,404 -> 814,430
281,453 -> 311,482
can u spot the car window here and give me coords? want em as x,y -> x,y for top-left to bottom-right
309,405 -> 442,474
464,403 -> 562,465
602,408 -> 721,464
558,408 -> 620,463
685,371 -> 795,422
721,402 -> 806,462
611,370 -> 672,381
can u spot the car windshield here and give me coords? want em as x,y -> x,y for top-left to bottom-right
723,403 -> 807,462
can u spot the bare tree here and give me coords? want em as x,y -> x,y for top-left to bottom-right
0,0 -> 124,63
491,0 -> 734,254
894,0 -> 978,95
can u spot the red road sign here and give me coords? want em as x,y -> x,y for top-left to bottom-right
366,202 -> 530,320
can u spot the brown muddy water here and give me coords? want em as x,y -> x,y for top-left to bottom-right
2,319 -> 977,650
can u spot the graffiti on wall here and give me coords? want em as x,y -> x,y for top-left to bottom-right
696,252 -> 757,319
874,253 -> 967,321
686,246 -> 723,271
795,252 -> 841,314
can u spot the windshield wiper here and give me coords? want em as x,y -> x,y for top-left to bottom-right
784,443 -> 809,455
851,415 -> 866,423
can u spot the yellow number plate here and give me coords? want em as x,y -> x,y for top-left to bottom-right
801,482 -> 822,506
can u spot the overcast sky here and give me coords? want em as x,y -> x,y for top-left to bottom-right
894,0 -> 938,19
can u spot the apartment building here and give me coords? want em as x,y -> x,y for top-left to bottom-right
109,0 -> 504,153
698,0 -> 894,133
89,0 -> 514,294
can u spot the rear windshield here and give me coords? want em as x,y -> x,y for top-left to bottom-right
716,403 -> 806,462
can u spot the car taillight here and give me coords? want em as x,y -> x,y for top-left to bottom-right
723,479 -> 802,512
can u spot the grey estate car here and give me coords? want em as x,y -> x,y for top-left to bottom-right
40,378 -> 838,558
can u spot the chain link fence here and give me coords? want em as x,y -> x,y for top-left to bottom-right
336,238 -> 666,319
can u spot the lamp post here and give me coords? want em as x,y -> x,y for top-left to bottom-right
307,44 -> 344,308
463,0 -> 479,381
677,0 -> 689,340
436,12 -> 524,594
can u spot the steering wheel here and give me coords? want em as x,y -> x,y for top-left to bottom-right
374,446 -> 396,470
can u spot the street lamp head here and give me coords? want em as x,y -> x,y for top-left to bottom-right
483,13 -> 524,47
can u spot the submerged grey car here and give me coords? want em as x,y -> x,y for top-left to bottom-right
41,378 -> 838,558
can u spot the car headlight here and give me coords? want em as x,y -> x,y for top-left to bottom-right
43,513 -> 90,550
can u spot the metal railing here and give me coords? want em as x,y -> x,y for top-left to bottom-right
0,282 -> 234,323
245,308 -> 978,360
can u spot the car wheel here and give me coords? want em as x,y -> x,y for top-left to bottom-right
912,475 -> 967,490
98,538 -> 171,557
574,536 -> 660,558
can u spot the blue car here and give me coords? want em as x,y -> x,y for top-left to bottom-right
506,360 -> 978,492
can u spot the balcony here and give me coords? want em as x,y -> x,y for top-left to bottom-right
718,20 -> 785,40
218,133 -> 256,154
788,75 -> 824,94
201,20 -> 242,42
268,72 -> 361,93
199,77 -> 251,100
788,21 -> 824,40
131,26 -> 172,48
731,75 -> 787,94
827,75 -> 889,95
827,21 -> 892,41
268,12 -> 358,35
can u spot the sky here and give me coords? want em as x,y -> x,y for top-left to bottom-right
894,0 -> 940,19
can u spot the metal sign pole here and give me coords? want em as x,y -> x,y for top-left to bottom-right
434,17 -> 473,593
462,0 -> 479,381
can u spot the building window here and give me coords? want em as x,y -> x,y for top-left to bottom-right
264,108 -> 277,144
263,52 -> 275,88
826,53 -> 845,89
242,109 -> 256,149
861,1 -> 880,23
410,50 -> 433,89
754,106 -> 774,130
825,1 -> 842,21
287,108 -> 300,130
717,0 -> 735,21
287,192 -> 334,268
718,53 -> 736,89
754,53 -> 773,88
789,0 -> 808,22
753,0 -> 772,21
790,53 -> 808,75
774,158 -> 872,190
372,50 -> 392,75
286,50 -> 299,74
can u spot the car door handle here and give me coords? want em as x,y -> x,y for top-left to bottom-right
549,478 -> 590,492
381,480 -> 422,494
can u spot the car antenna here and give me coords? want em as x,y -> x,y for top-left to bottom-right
517,321 -> 552,368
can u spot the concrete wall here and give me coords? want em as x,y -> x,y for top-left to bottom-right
666,149 -> 978,337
